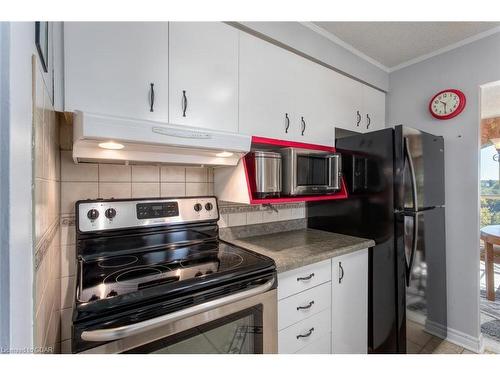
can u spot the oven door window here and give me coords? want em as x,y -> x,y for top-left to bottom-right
124,306 -> 263,354
296,155 -> 329,186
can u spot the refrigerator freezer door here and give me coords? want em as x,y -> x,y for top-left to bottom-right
395,126 -> 445,211
404,207 -> 447,338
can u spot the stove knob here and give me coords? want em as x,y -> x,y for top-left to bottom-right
195,271 -> 203,277
107,290 -> 118,298
194,203 -> 203,212
87,209 -> 99,221
205,202 -> 213,211
105,208 -> 117,219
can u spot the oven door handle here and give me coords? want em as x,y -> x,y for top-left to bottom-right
80,278 -> 275,342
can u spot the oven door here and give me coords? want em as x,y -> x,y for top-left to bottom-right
290,149 -> 340,195
78,283 -> 277,354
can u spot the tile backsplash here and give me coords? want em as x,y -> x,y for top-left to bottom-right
60,153 -> 214,214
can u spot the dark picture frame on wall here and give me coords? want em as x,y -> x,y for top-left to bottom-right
35,21 -> 49,73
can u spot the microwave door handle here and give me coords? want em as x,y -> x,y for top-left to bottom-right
80,278 -> 275,342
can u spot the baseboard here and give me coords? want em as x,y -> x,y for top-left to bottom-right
414,317 -> 483,353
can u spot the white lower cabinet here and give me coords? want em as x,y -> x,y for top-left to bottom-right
332,249 -> 368,354
277,249 -> 368,354
278,308 -> 331,354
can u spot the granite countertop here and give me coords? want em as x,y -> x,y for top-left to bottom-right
225,228 -> 375,273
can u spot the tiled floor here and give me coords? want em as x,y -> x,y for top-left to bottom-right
406,320 -> 496,354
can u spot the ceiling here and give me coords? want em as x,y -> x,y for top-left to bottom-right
311,22 -> 500,70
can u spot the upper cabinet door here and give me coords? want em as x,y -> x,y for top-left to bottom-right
169,22 -> 239,133
362,85 -> 386,132
64,22 -> 169,121
239,32 -> 302,141
294,61 -> 336,146
331,74 -> 364,133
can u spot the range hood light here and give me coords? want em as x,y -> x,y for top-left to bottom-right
216,151 -> 234,158
98,141 -> 125,150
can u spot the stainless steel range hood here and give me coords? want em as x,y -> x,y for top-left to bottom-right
72,111 -> 251,166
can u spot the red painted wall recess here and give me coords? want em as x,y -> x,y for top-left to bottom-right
244,136 -> 349,204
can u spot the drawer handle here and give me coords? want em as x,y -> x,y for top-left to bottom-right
296,273 -> 314,282
296,300 -> 315,311
296,327 -> 314,339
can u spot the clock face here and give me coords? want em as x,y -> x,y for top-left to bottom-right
429,89 -> 466,120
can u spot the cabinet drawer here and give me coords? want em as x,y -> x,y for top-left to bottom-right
278,281 -> 331,330
278,309 -> 331,354
278,259 -> 331,300
295,334 -> 331,354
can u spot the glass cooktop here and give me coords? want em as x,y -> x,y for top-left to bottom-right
78,241 -> 274,304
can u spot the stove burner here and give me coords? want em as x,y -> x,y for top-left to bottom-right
98,255 -> 138,268
114,267 -> 166,284
179,251 -> 243,270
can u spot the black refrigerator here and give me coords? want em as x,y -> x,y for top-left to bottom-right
307,125 -> 447,353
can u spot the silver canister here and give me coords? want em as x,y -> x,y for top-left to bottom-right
251,151 -> 282,198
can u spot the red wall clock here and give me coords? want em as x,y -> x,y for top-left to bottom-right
429,89 -> 466,120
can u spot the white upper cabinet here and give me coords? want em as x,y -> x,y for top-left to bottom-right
331,73 -> 364,132
64,22 -> 169,121
239,32 -> 302,142
239,33 -> 335,146
295,61 -> 336,146
362,85 -> 386,132
168,22 -> 239,133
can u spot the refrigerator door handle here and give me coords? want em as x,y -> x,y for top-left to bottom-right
404,137 -> 419,211
405,212 -> 419,287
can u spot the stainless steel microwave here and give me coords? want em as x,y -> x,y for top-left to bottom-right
280,148 -> 342,196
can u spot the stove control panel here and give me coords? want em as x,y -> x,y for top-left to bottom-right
77,197 -> 219,233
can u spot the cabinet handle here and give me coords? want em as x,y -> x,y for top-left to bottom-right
356,110 -> 361,126
366,114 -> 371,129
301,116 -> 306,136
297,273 -> 314,282
296,328 -> 314,339
339,262 -> 344,284
296,300 -> 315,311
149,83 -> 155,112
285,113 -> 290,133
182,90 -> 188,117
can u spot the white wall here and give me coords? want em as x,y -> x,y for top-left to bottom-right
235,22 -> 389,91
388,32 -> 500,349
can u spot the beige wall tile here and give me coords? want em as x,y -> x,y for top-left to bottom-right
61,339 -> 72,354
61,245 -> 76,278
246,211 -> 263,225
61,182 -> 98,214
60,308 -> 72,341
228,212 -> 247,227
161,182 -> 186,197
99,182 -> 131,199
218,214 -> 228,228
160,166 -> 185,182
61,224 -> 75,246
132,165 -> 160,182
292,206 -> 306,219
99,164 -> 131,182
132,183 -> 160,198
34,114 -> 44,179
207,168 -> 214,183
186,182 -> 209,196
262,209 -> 279,223
61,151 -> 98,181
186,167 -> 208,182
60,276 -> 76,309
278,208 -> 293,221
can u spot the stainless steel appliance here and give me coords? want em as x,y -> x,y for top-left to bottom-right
280,147 -> 341,196
72,196 -> 277,354
307,125 -> 446,353
250,151 -> 282,198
